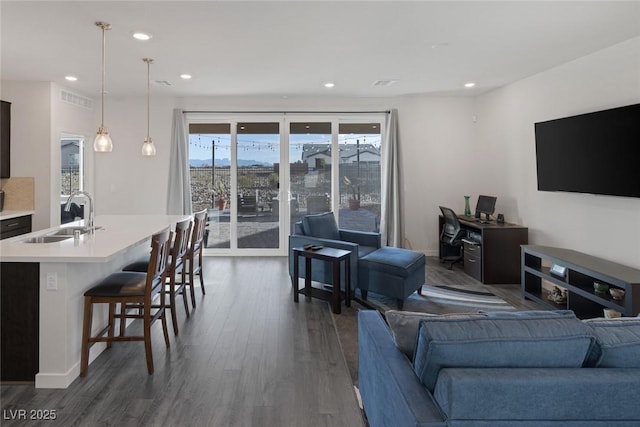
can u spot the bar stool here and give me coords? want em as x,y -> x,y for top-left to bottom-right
123,217 -> 192,336
80,227 -> 172,377
185,209 -> 207,308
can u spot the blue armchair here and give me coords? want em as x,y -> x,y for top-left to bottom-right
288,212 -> 380,292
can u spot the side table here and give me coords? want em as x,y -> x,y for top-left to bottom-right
292,246 -> 351,314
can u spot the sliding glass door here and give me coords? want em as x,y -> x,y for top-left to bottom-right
187,113 -> 385,256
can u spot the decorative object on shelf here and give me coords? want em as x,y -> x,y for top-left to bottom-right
603,308 -> 622,319
93,21 -> 113,152
593,281 -> 610,294
464,196 -> 471,216
549,263 -> 567,279
610,288 -> 625,300
141,58 -> 156,156
547,286 -> 567,304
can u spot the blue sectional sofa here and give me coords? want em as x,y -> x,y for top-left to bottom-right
358,309 -> 640,427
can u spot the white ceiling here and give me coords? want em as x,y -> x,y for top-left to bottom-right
2,1 -> 640,99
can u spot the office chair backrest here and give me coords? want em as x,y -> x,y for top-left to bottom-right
439,206 -> 464,242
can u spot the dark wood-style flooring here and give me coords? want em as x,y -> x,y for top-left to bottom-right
1,257 -> 364,427
1,256 -> 541,427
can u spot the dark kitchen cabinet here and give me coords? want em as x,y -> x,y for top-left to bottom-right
1,100 -> 10,178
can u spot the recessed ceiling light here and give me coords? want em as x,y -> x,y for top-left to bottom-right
464,82 -> 476,88
65,75 -> 78,82
133,32 -> 151,41
180,74 -> 192,80
324,82 -> 335,88
431,42 -> 450,49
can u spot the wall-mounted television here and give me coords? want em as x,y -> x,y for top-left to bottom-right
534,103 -> 640,198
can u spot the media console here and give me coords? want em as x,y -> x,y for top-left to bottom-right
522,245 -> 640,318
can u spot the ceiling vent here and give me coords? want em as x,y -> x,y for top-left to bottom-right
372,79 -> 397,87
154,80 -> 172,86
60,90 -> 93,109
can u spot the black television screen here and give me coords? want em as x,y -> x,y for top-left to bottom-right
534,103 -> 640,198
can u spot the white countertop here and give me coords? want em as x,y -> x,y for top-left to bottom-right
0,210 -> 35,220
0,214 -> 188,263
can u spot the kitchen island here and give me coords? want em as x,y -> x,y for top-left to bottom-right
0,214 -> 188,388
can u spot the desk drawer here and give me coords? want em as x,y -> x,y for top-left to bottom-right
464,242 -> 482,281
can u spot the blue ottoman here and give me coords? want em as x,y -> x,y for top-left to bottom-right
358,247 -> 426,310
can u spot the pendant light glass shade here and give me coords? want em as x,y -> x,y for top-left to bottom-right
94,127 -> 113,152
94,21 -> 113,152
142,58 -> 156,156
142,138 -> 156,156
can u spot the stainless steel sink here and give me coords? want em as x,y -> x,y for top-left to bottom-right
22,235 -> 73,243
51,226 -> 89,236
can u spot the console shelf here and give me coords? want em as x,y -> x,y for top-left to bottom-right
521,245 -> 640,319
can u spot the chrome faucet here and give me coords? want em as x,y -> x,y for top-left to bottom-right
64,190 -> 94,231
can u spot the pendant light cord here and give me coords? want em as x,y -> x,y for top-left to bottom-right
143,58 -> 153,141
147,59 -> 150,140
101,25 -> 105,128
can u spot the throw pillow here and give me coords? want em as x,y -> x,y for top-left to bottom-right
582,318 -> 640,367
385,310 -> 486,359
412,311 -> 595,392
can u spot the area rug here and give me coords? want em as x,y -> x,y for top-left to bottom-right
363,283 -> 516,314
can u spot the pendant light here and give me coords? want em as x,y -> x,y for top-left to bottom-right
94,21 -> 113,152
141,58 -> 156,156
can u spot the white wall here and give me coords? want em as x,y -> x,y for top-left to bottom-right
394,95 -> 476,253
94,95 -> 175,215
474,36 -> 640,268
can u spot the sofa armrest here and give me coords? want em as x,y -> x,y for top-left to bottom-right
358,310 -> 446,427
339,229 -> 381,249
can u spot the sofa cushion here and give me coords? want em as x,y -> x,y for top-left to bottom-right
301,212 -> 340,240
583,318 -> 640,367
433,367 -> 640,422
385,310 -> 486,359
412,311 -> 595,391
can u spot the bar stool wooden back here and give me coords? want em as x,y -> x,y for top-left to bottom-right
122,217 -> 192,336
80,227 -> 172,377
185,209 -> 207,308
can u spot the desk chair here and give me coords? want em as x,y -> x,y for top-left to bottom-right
439,206 -> 466,270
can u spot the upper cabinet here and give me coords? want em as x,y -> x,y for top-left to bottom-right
0,101 -> 10,178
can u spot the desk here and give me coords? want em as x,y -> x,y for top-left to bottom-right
292,247 -> 351,314
438,215 -> 528,284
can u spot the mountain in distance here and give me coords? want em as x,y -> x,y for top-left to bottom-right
189,158 -> 272,167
